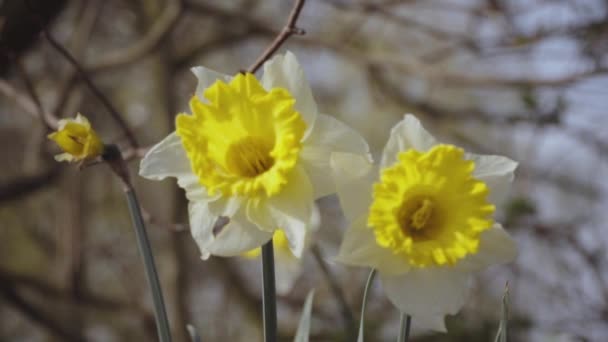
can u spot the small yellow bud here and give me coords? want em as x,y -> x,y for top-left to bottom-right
47,113 -> 104,162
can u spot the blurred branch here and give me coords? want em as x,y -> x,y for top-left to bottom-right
0,78 -> 58,129
173,31 -> 262,70
87,0 -> 183,73
0,167 -> 60,204
323,0 -> 474,43
12,56 -> 57,130
0,281 -> 84,342
0,268 -> 142,313
247,0 -> 307,73
39,27 -> 140,148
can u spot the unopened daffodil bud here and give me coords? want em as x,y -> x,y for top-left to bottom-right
47,113 -> 104,162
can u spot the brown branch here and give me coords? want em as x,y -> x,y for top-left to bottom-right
40,29 -> 139,148
0,281 -> 84,342
87,0 -> 182,73
247,0 -> 307,73
0,167 -> 60,204
0,70 -> 59,130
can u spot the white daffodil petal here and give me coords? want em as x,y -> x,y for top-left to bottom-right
208,196 -> 242,218
380,267 -> 470,316
301,114 -> 371,198
139,132 -> 191,180
191,66 -> 231,101
206,217 -> 273,258
469,153 -> 518,207
330,152 -> 377,222
188,200 -> 220,260
274,251 -> 302,295
139,133 -> 211,201
414,314 -> 447,333
189,196 -> 244,259
261,51 -> 317,136
269,168 -> 313,258
456,224 -> 517,273
380,114 -> 437,168
247,167 -> 313,258
336,217 -> 410,275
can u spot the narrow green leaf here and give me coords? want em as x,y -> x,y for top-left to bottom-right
294,290 -> 316,342
358,269 -> 377,342
494,283 -> 510,342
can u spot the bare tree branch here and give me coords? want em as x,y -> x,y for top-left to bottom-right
247,0 -> 307,73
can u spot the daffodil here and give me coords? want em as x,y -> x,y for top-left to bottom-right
47,113 -> 104,162
332,114 -> 517,331
140,52 -> 369,259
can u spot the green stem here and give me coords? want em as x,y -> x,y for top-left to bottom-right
397,313 -> 411,342
261,239 -> 277,342
125,188 -> 172,342
358,269 -> 377,342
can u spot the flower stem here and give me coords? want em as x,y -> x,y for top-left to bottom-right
358,269 -> 377,342
397,313 -> 411,342
261,239 -> 277,342
125,188 -> 172,342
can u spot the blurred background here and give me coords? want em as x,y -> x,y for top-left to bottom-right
1,0 -> 607,341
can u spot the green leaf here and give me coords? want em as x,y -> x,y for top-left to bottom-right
294,289 -> 315,342
494,283 -> 510,342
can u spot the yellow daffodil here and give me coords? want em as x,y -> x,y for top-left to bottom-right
47,113 -> 104,162
331,115 -> 517,331
140,52 -> 369,259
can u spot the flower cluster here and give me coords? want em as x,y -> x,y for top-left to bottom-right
137,52 -> 517,331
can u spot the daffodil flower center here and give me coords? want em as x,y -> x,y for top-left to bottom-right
225,136 -> 275,178
368,144 -> 495,268
400,197 -> 436,232
176,73 -> 306,198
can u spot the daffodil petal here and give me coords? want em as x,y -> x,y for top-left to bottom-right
274,251 -> 301,295
263,166 -> 313,258
380,114 -> 437,168
456,223 -> 517,272
330,152 -> 376,222
206,218 -> 273,258
139,132 -> 212,201
246,166 -> 313,257
336,217 -> 410,275
301,114 -> 370,198
414,314 -> 447,333
189,196 -> 242,259
261,51 -> 317,137
208,196 -> 242,218
140,132 -> 192,180
380,267 -> 469,316
191,66 -> 231,101
188,200 -> 217,260
469,153 -> 518,207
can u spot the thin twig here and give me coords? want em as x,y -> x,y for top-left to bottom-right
311,244 -> 356,341
247,0 -> 307,73
10,56 -> 58,130
88,0 -> 182,73
0,282 -> 84,342
40,30 -> 139,148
